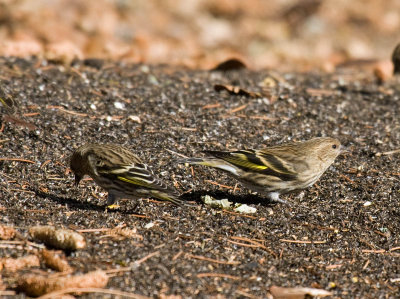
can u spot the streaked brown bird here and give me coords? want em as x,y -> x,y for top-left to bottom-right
70,143 -> 185,208
179,137 -> 342,204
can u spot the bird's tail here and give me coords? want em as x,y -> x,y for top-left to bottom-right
178,157 -> 240,176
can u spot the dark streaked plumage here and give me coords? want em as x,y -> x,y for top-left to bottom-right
179,137 -> 342,203
70,143 -> 184,207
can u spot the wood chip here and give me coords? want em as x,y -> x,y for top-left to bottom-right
0,255 -> 40,272
41,249 -> 73,272
0,225 -> 16,240
29,226 -> 86,251
17,270 -> 109,297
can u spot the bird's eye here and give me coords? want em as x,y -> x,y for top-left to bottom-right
332,144 -> 337,149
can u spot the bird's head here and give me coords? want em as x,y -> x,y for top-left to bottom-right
70,149 -> 88,186
310,137 -> 342,165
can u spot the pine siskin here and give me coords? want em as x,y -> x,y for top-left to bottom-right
179,137 -> 342,204
70,143 -> 185,207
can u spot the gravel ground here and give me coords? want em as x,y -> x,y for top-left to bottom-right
0,57 -> 400,298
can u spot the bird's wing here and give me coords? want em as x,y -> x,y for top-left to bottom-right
96,160 -> 173,192
205,150 -> 298,181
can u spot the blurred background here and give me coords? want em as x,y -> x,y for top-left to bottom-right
1,0 -> 400,70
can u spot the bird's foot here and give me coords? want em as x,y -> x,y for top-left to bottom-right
268,192 -> 289,205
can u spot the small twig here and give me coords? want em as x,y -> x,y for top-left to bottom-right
362,260 -> 370,270
227,240 -> 259,248
202,103 -> 221,109
170,126 -> 197,131
375,148 -> 400,156
326,264 -> 342,270
23,112 -> 40,117
172,250 -> 184,261
154,243 -> 166,249
232,114 -> 279,121
235,289 -> 259,299
186,253 -> 240,265
165,149 -> 188,158
229,104 -> 248,114
338,173 -> 356,185
204,180 -> 236,189
0,157 -> 35,163
46,106 -> 88,117
361,249 -> 386,253
40,160 -> 51,169
197,273 -> 240,280
104,267 -> 132,274
134,251 -> 160,265
229,236 -> 277,257
37,287 -> 150,299
0,240 -> 45,249
280,239 -> 326,244
389,247 -> 400,252
76,228 -> 110,233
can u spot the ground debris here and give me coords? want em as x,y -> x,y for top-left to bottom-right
201,195 -> 257,213
1,58 -> 400,298
269,285 -> 332,298
0,225 -> 16,240
0,255 -> 40,272
102,226 -> 143,241
17,270 -> 109,297
40,249 -> 73,272
29,226 -> 86,251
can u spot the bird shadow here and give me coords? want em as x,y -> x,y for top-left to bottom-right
179,190 -> 278,206
33,188 -> 106,212
33,187 -> 277,214
32,188 -> 175,216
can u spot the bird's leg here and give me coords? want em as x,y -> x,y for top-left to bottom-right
267,192 -> 289,204
106,192 -> 120,210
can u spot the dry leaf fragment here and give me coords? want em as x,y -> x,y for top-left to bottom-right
17,270 -> 109,297
0,255 -> 40,272
214,84 -> 262,98
29,226 -> 86,251
41,249 -> 73,272
0,225 -> 16,240
269,286 -> 332,299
